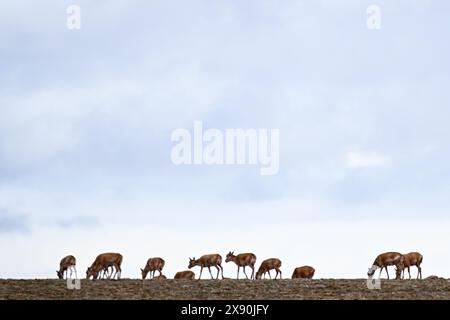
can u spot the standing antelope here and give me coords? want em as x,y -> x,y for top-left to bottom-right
174,270 -> 195,279
225,251 -> 257,280
395,252 -> 423,280
367,252 -> 402,279
57,255 -> 77,279
255,258 -> 282,279
292,266 -> 315,279
86,252 -> 123,280
188,254 -> 224,279
141,257 -> 165,279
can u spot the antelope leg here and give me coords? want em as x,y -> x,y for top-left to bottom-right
215,266 -> 220,279
243,266 -> 249,279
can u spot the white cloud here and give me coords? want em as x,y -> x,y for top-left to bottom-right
344,149 -> 391,169
1,0 -> 450,278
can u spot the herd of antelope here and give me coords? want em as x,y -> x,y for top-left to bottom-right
56,250 -> 423,281
367,252 -> 423,280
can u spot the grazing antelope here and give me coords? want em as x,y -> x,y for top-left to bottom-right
174,270 -> 195,279
395,252 -> 423,280
188,254 -> 224,279
86,252 -> 123,280
56,255 -> 77,279
255,258 -> 282,280
141,257 -> 165,279
367,252 -> 402,279
225,251 -> 257,280
292,266 -> 315,279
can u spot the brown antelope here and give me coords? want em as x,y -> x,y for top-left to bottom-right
367,252 -> 402,279
255,258 -> 282,279
86,252 -> 123,280
292,266 -> 315,279
141,257 -> 165,279
188,254 -> 224,279
395,252 -> 423,280
56,255 -> 77,279
174,270 -> 195,279
225,251 -> 257,280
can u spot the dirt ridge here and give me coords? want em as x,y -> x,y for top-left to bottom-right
1,279 -> 449,300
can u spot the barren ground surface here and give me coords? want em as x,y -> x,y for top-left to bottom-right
1,278 -> 449,300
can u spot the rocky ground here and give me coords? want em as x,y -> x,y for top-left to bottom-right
1,278 -> 449,300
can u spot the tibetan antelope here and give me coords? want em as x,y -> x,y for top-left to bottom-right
141,257 -> 165,279
292,266 -> 315,279
174,270 -> 195,279
86,252 -> 123,280
188,254 -> 224,279
255,258 -> 282,280
367,252 -> 402,279
225,251 -> 257,280
56,255 -> 77,279
395,252 -> 423,280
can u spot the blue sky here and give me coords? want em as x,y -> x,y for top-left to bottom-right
1,1 -> 450,279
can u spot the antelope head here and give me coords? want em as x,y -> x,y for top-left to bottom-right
86,266 -> 96,279
367,266 -> 377,277
56,270 -> 63,279
140,268 -> 147,279
225,251 -> 235,263
395,267 -> 402,280
188,257 -> 196,269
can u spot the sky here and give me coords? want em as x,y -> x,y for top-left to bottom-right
1,0 -> 450,280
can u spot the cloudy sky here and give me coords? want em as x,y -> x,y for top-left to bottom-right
1,0 -> 450,280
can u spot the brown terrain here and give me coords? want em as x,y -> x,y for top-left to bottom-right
1,278 -> 449,300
